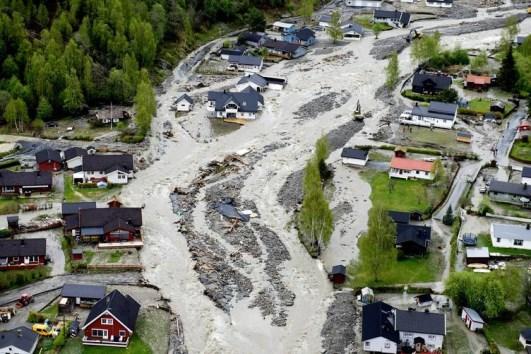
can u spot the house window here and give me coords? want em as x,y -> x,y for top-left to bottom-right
3,186 -> 14,192
0,257 -> 7,265
514,239 -> 523,246
365,341 -> 370,346
416,170 -> 419,174
12,257 -> 18,262
101,318 -> 113,325
118,330 -> 126,337
385,342 -> 391,348
425,171 -> 429,175
428,335 -> 436,339
27,256 -> 39,263
496,237 -> 501,243
92,329 -> 108,338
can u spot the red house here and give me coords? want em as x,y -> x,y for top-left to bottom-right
0,170 -> 52,196
0,238 -> 46,269
82,290 -> 140,348
36,149 -> 62,172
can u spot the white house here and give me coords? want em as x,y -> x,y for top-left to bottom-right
522,167 -> 531,185
342,22 -> 364,40
519,328 -> 531,348
272,21 -> 296,33
490,223 -> 531,251
373,10 -> 411,28
426,0 -> 453,7
0,327 -> 39,354
207,89 -> 264,120
345,0 -> 383,7
263,76 -> 287,90
399,102 -> 457,129
73,154 -> 134,185
401,0 -> 414,3
341,147 -> 369,167
394,309 -> 446,352
389,157 -> 435,180
461,308 -> 485,332
174,94 -> 194,112
63,147 -> 87,170
227,55 -> 263,73
236,74 -> 268,92
362,302 -> 399,353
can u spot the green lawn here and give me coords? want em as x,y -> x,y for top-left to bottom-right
60,335 -> 151,354
351,252 -> 443,287
484,308 -> 531,351
0,198 -> 19,215
468,98 -> 491,113
64,174 -> 121,202
108,250 -> 124,263
360,170 -> 447,215
353,15 -> 393,31
368,151 -> 391,162
403,127 -> 469,152
510,140 -> 531,163
477,233 -> 531,257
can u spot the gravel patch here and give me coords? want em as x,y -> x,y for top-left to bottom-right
321,292 -> 360,354
326,119 -> 365,151
294,91 -> 352,121
332,201 -> 353,222
426,13 -> 528,36
370,36 -> 410,60
278,169 -> 304,211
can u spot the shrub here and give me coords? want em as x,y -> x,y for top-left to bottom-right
52,328 -> 66,348
27,311 -> 46,323
478,202 -> 493,216
0,267 -> 49,291
77,182 -> 98,189
0,229 -> 12,237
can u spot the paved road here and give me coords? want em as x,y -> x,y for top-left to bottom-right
496,105 -> 526,167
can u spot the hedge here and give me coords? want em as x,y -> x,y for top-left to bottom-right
0,266 -> 50,291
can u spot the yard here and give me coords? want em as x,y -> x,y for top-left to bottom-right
477,233 -> 531,257
400,126 -> 470,152
63,174 -> 122,202
360,170 -> 448,216
510,140 -> 531,163
466,98 -> 515,116
484,308 -> 531,351
353,15 -> 392,32
60,334 -> 151,354
0,198 -> 19,214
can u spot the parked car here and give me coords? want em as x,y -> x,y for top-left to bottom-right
32,321 -> 63,337
479,186 -> 487,193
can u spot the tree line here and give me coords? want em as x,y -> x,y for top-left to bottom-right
0,0 -> 285,135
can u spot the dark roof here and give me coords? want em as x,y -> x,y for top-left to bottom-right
415,293 -> 433,303
81,154 -> 134,173
262,39 -> 302,54
489,180 -> 531,198
394,309 -> 446,335
176,94 -> 193,104
83,290 -> 140,332
294,27 -> 315,41
411,101 -> 457,121
62,202 -> 97,217
342,22 -> 364,35
388,211 -> 411,224
341,147 -> 368,160
220,47 -> 246,56
239,31 -> 265,44
331,265 -> 346,275
207,90 -> 263,113
61,283 -> 106,300
237,74 -> 268,88
228,55 -> 262,67
262,76 -> 287,85
521,328 -> 531,341
0,326 -> 39,352
0,238 -> 46,257
362,302 -> 399,342
396,224 -> 431,248
0,170 -> 52,188
523,167 -> 531,178
65,208 -> 142,230
373,10 -> 411,26
35,149 -> 62,164
412,72 -> 452,90
103,218 -> 137,233
64,147 -> 87,161
426,0 -> 453,3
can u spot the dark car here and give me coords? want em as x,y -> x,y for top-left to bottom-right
69,318 -> 80,337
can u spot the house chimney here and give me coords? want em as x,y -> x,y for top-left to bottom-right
424,309 -> 430,313
17,329 -> 22,337
525,183 -> 528,190
527,224 -> 530,230
20,239 -> 25,246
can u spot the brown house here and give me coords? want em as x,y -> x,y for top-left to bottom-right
464,74 -> 491,91
0,238 -> 46,269
0,170 -> 52,196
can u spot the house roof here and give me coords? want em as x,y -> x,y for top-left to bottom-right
362,302 -> 400,342
294,27 -> 315,41
394,309 -> 445,335
331,265 -> 346,275
61,202 -> 97,216
228,55 -> 262,67
0,238 -> 46,257
388,211 -> 411,224
462,307 -> 485,324
0,326 -> 39,353
489,180 -> 531,198
176,93 -> 193,105
237,74 -> 268,88
81,154 -> 134,173
262,39 -> 303,54
415,293 -> 433,303
426,0 -> 453,3
239,31 -> 266,44
412,72 -> 452,90
319,14 -> 333,23
457,130 -> 472,138
340,147 -> 368,160
466,247 -> 489,259
64,147 -> 87,161
396,224 -> 431,248
36,149 -> 62,164
220,47 -> 246,56
272,21 -> 296,29
491,223 -> 531,242
411,101 -> 457,121
65,207 -> 142,231
83,290 -> 140,333
61,283 -> 106,300
207,90 -> 264,113
0,169 -> 52,188
521,328 -> 531,341
466,74 -> 491,85
373,10 -> 411,26
523,167 -> 531,178
342,22 -> 364,35
390,157 -> 434,172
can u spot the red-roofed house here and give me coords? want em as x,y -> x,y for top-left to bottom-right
389,157 -> 435,180
464,74 -> 491,91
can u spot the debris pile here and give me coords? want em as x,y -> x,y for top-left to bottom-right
293,91 -> 352,121
321,292 -> 360,354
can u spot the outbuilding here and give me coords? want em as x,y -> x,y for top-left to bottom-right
519,328 -> 531,348
328,265 -> 346,285
522,167 -> 531,185
456,130 -> 472,144
414,293 -> 433,307
174,94 -> 194,112
466,247 -> 489,266
341,148 -> 369,167
461,307 -> 485,331
490,101 -> 505,113
35,149 -> 62,172
61,283 -> 106,309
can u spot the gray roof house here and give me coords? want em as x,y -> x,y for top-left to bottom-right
0,326 -> 39,354
342,22 -> 364,40
62,202 -> 97,217
61,283 -> 106,302
174,93 -> 194,112
490,223 -> 531,250
412,72 -> 452,93
262,39 -> 307,59
340,148 -> 369,166
207,89 -> 264,120
403,101 -> 457,129
373,10 -> 411,28
227,55 -> 263,72
237,74 -> 268,92
0,170 -> 52,195
488,180 -> 531,206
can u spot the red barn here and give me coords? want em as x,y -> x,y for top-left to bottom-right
82,290 -> 140,348
36,149 -> 62,172
0,238 -> 46,269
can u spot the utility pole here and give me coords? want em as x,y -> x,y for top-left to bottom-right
110,102 -> 113,131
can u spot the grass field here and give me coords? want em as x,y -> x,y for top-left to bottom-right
402,126 -> 469,152
468,98 -> 491,113
510,140 -> 531,163
0,198 -> 19,215
354,15 -> 392,31
60,335 -> 151,354
351,252 -> 443,287
360,170 -> 447,215
477,233 -> 531,257
63,174 -> 121,202
484,308 -> 531,351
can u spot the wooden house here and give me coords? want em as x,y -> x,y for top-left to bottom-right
0,239 -> 46,270
35,149 -> 62,172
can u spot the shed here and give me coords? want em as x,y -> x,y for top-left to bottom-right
461,307 -> 485,331
6,215 -> 19,230
490,101 -> 505,113
328,265 -> 346,285
394,146 -> 407,158
466,247 -> 489,266
174,94 -> 194,112
71,248 -> 83,260
456,130 -> 472,143
414,293 -> 433,307
340,148 -> 369,167
61,283 -> 106,308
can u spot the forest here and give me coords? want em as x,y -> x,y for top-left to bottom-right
0,0 -> 287,137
